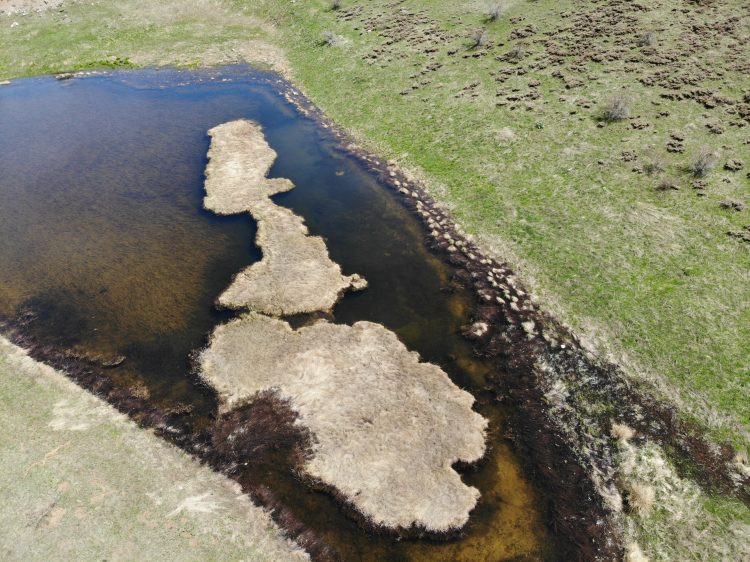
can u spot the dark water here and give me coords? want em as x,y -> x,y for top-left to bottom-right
0,67 -> 553,560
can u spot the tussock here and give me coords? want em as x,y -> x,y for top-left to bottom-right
625,541 -> 649,562
199,313 -> 488,532
625,481 -> 655,514
204,120 -> 366,315
602,92 -> 631,122
618,440 -> 750,561
691,147 -> 717,177
611,422 -> 636,443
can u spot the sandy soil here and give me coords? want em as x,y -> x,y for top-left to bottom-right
0,335 -> 308,561
199,313 -> 488,532
204,119 -> 366,315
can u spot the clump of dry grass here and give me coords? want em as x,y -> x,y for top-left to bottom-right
692,147 -> 717,177
506,43 -> 526,62
626,481 -> 655,514
602,92 -> 631,121
470,28 -> 489,49
637,31 -> 655,47
611,422 -> 636,443
644,159 -> 665,176
656,177 -> 680,191
322,30 -> 340,46
624,541 -> 649,562
487,5 -> 503,22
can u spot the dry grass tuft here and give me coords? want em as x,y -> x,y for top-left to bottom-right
656,177 -> 680,191
322,30 -> 340,47
602,92 -> 631,122
625,541 -> 650,562
470,28 -> 489,49
692,147 -> 717,177
487,5 -> 503,22
637,31 -> 655,47
626,481 -> 655,514
612,422 -> 636,443
644,160 -> 665,176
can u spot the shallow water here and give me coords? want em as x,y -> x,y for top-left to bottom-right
0,67 -> 554,560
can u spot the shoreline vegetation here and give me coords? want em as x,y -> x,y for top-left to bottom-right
1,0 -> 748,560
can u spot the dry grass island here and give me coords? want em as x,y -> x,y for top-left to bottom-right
204,119 -> 366,315
200,119 -> 488,533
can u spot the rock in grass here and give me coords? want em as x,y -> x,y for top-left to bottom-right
203,119 -> 366,315
199,313 -> 488,533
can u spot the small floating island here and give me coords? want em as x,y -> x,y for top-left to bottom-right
199,119 -> 488,533
204,119 -> 366,315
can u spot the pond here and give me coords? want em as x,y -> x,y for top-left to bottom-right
0,67 -> 555,560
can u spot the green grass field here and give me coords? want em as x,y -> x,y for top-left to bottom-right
241,0 -> 750,449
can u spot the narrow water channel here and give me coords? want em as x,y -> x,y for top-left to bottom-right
0,67 -> 555,560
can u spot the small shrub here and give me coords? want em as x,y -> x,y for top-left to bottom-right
692,147 -> 717,177
507,43 -> 526,62
330,0 -> 342,10
487,5 -> 503,22
637,31 -> 655,47
657,177 -> 680,191
644,160 -> 665,176
322,30 -> 339,46
470,28 -> 489,49
602,92 -> 631,122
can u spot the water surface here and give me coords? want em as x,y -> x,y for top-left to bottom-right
0,67 -> 554,560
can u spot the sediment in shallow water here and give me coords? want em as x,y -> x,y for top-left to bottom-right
199,312 -> 488,532
204,119 -> 366,315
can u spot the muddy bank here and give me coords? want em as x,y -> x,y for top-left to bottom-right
199,313 -> 487,533
204,119 -> 365,315
0,317 -> 338,560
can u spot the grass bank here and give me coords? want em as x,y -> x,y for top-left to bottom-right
240,0 -> 750,451
0,336 -> 307,561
